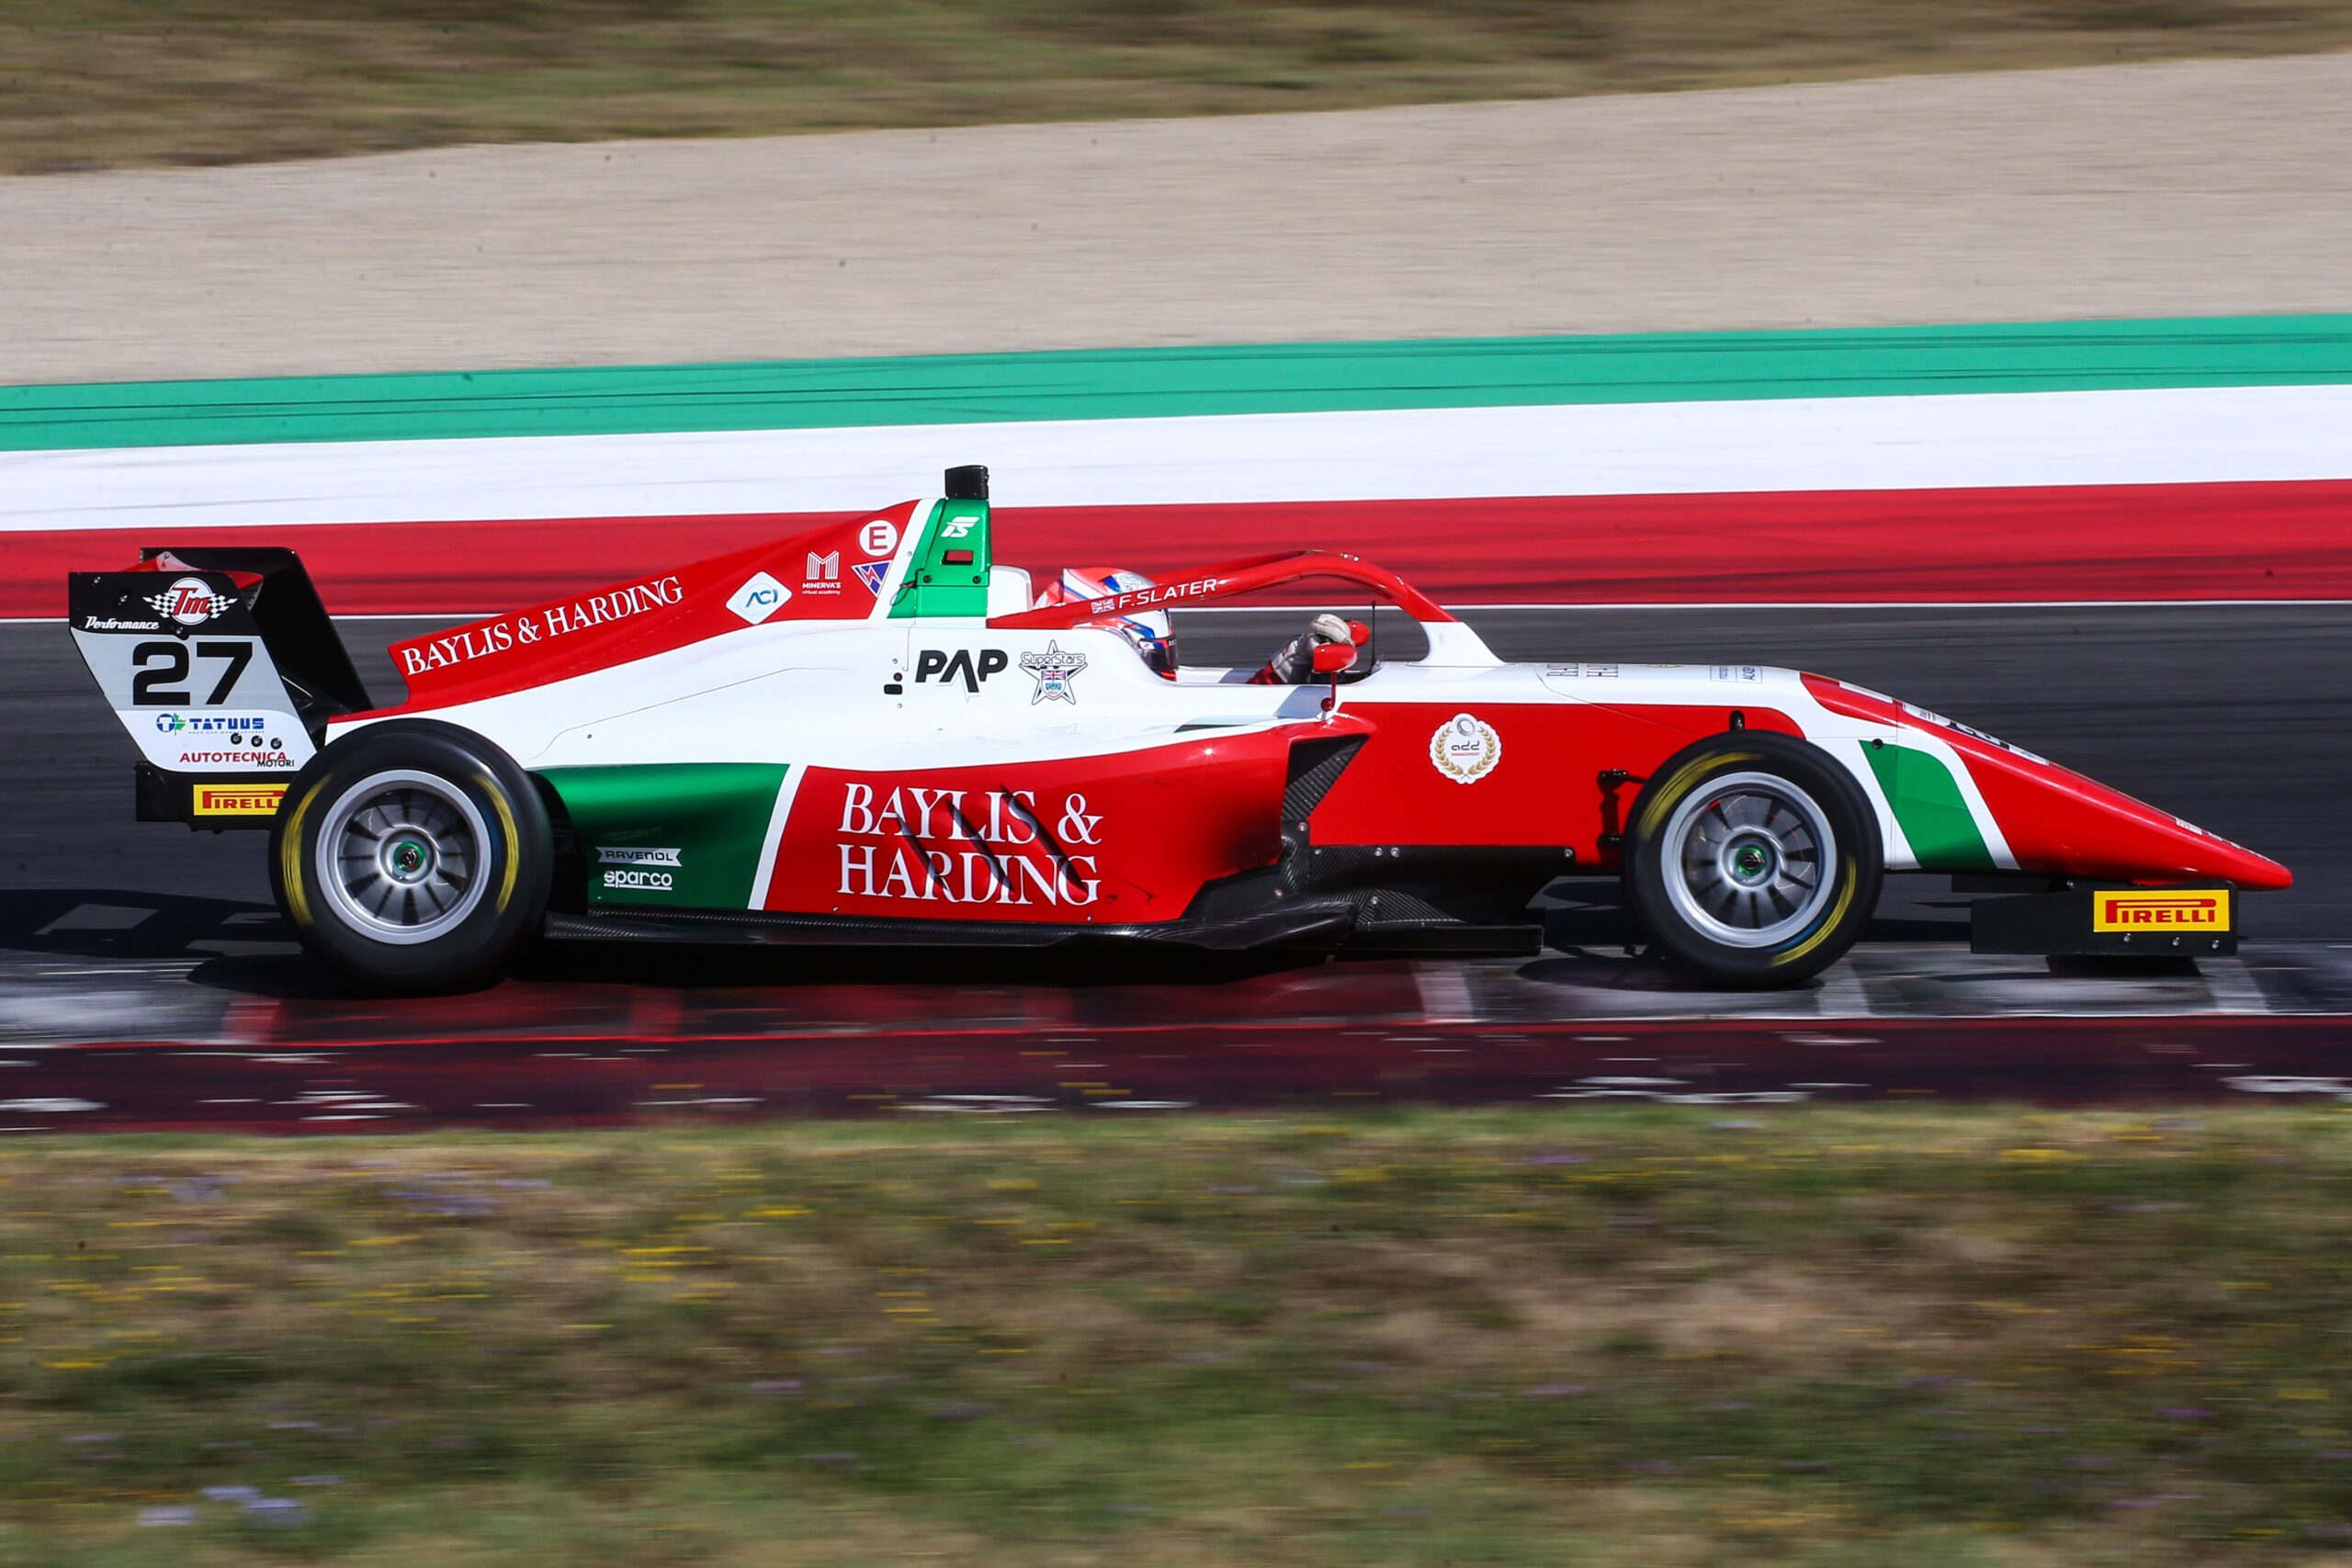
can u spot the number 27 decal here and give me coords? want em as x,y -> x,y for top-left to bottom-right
130,639 -> 254,705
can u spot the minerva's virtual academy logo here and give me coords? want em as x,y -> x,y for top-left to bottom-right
1020,642 -> 1087,704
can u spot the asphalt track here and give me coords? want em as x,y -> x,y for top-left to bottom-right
5,604 -> 2348,1126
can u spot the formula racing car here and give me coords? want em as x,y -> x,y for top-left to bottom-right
67,466 -> 2290,992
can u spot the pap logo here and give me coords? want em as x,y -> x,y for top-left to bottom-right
915,648 -> 1009,693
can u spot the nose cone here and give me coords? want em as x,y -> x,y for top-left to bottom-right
1967,745 -> 2291,890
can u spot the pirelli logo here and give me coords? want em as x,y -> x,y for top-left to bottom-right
2093,889 -> 2230,932
192,783 -> 288,818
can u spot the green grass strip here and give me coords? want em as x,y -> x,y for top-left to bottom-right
9,1106 -> 2352,1563
4,313 -> 2350,452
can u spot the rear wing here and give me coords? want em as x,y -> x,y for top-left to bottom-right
67,547 -> 368,829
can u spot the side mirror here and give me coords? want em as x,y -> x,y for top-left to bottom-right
1312,641 -> 1359,675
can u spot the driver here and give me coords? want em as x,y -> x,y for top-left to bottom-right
1034,567 -> 1351,684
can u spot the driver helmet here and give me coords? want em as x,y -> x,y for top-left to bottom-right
1035,566 -> 1176,678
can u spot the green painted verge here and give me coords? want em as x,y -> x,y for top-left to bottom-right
539,762 -> 787,910
4,314 -> 2349,452
1861,742 -> 1996,872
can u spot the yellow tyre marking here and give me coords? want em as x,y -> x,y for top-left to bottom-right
277,779 -> 327,931
1633,751 -> 1760,839
1771,860 -> 1858,966
478,773 -> 521,914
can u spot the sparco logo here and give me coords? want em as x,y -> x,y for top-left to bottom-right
915,649 -> 1009,692
604,869 -> 674,891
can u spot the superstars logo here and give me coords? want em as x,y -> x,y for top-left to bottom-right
145,577 -> 234,627
1019,641 -> 1087,705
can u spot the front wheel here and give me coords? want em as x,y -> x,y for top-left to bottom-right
270,719 -> 552,994
1621,732 -> 1881,987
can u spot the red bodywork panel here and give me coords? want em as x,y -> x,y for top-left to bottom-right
1311,701 -> 1802,857
763,726 -> 1323,923
1802,676 -> 2290,889
368,503 -> 921,715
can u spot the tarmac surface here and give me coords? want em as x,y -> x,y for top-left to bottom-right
5,603 -> 2346,1125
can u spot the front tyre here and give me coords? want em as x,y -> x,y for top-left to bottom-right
270,719 -> 552,994
1622,732 -> 1881,987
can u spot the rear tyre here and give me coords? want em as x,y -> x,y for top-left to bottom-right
1621,732 -> 1881,988
270,719 -> 551,994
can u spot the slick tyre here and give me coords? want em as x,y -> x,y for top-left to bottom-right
270,719 -> 552,994
1621,732 -> 1881,988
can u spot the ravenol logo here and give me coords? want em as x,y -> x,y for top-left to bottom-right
2093,889 -> 2230,932
193,784 -> 288,818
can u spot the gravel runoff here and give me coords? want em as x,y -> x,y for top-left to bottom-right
5,52 -> 2350,385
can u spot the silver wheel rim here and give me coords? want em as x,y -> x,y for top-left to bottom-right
315,769 -> 491,945
1659,771 -> 1838,949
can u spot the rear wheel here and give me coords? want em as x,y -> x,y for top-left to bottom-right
1622,732 -> 1880,987
271,720 -> 550,993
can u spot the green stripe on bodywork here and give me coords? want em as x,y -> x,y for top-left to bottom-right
538,762 -> 787,910
5,313 -> 2350,451
888,500 -> 992,619
1861,742 -> 1995,872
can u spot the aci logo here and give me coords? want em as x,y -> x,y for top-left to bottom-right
727,572 -> 791,625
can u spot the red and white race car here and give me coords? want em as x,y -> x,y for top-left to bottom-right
68,466 -> 2288,992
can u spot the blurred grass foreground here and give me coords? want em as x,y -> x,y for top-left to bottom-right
7,1107 -> 2352,1562
7,0 -> 2352,173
